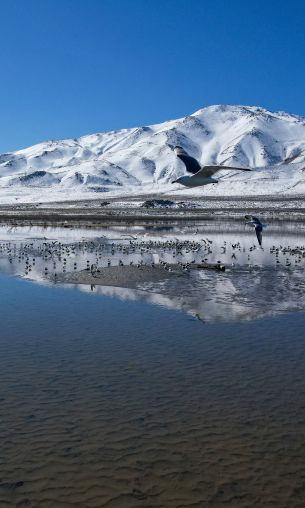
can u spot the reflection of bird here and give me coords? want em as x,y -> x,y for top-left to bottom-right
172,146 -> 251,187
245,215 -> 266,246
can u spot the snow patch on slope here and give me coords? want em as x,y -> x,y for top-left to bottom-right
1,105 -> 305,203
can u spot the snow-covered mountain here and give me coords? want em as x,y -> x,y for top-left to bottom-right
1,105 -> 305,203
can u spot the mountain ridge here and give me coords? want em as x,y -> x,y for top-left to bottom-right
1,104 -> 305,203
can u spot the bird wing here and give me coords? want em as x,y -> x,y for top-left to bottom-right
176,149 -> 201,174
255,226 -> 263,246
194,165 -> 252,178
174,147 -> 251,176
245,215 -> 262,225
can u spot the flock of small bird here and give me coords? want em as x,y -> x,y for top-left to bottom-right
0,237 -> 205,277
0,220 -> 304,281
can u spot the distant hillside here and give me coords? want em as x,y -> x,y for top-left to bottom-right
1,105 -> 305,202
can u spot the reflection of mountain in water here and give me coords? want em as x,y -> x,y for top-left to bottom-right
1,223 -> 305,322
77,267 -> 305,322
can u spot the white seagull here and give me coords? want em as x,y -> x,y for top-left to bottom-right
172,146 -> 252,187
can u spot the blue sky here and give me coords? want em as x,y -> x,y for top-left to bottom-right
1,0 -> 305,153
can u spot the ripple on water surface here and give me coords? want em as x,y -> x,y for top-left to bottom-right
0,223 -> 305,507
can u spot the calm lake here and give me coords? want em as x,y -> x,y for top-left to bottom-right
1,222 -> 305,507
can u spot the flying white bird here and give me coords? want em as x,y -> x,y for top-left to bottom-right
172,146 -> 251,187
245,215 -> 267,246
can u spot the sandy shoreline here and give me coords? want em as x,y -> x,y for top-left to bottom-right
52,262 -> 226,288
53,265 -> 175,287
52,264 -> 191,288
1,194 -> 305,227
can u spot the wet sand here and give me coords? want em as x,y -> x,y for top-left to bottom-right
54,265 -> 176,287
53,264 -> 224,289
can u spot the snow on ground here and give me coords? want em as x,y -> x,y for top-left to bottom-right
1,105 -> 305,204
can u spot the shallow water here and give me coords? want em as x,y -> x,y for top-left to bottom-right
1,223 -> 305,507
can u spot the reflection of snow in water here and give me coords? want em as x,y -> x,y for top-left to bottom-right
1,223 -> 305,322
